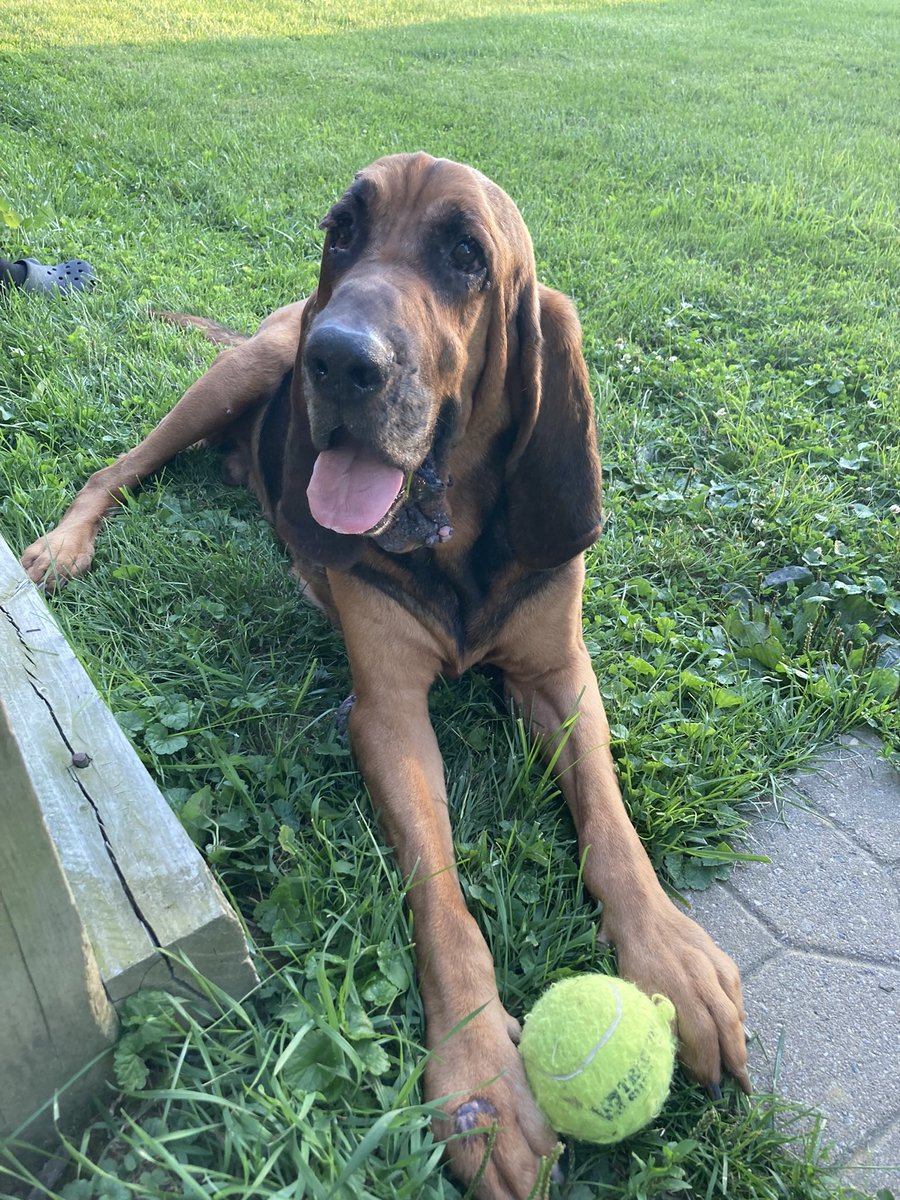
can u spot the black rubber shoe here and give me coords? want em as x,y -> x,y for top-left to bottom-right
16,257 -> 95,294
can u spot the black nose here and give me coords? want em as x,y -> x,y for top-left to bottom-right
304,323 -> 392,400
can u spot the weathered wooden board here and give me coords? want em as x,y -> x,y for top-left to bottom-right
0,698 -> 118,1146
0,533 -> 258,1006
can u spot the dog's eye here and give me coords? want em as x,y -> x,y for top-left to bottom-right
451,237 -> 484,273
331,215 -> 354,251
320,209 -> 355,251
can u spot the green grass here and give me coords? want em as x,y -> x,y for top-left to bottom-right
1,0 -> 898,1196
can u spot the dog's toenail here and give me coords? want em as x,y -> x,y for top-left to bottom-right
707,1082 -> 723,1101
454,1097 -> 498,1133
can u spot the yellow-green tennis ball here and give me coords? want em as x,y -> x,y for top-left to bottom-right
519,975 -> 676,1144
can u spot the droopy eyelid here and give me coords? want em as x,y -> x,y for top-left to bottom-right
445,217 -> 492,274
319,207 -> 350,232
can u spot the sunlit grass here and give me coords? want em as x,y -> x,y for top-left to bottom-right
0,0 -> 897,1195
0,0 -> 648,49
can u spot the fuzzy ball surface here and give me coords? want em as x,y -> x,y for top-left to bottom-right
519,975 -> 676,1143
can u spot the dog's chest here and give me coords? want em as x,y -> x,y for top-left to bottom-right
352,529 -> 558,672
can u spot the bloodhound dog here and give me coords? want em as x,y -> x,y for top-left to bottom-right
22,153 -> 749,1199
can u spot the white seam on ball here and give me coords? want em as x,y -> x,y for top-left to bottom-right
545,983 -> 623,1081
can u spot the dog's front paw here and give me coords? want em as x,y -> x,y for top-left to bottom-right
608,900 -> 750,1094
21,527 -> 97,590
428,1005 -> 560,1200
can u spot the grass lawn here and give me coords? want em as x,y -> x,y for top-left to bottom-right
1,0 -> 898,1196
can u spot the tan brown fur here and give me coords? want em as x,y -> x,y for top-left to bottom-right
22,154 -> 748,1200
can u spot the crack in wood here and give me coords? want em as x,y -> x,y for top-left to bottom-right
2,534 -> 257,1011
2,598 -> 207,1002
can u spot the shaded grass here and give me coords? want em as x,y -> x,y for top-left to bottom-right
0,0 -> 898,1196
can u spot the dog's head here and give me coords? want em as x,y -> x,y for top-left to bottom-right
276,153 -> 602,570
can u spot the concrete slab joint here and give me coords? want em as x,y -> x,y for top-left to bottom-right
688,732 -> 900,1196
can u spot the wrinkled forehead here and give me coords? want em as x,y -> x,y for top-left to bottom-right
346,153 -> 531,255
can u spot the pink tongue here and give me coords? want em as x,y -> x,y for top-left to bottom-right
307,444 -> 405,535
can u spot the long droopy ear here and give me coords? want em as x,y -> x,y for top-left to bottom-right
505,283 -> 604,570
274,291 -> 364,570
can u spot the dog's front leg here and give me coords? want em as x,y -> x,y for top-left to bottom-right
499,564 -> 750,1095
330,576 -> 556,1200
21,301 -> 305,590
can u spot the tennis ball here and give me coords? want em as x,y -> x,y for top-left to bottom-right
519,974 -> 676,1143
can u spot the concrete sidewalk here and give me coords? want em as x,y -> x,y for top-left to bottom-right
687,729 -> 900,1197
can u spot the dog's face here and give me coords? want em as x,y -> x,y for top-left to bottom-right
297,153 -> 536,540
276,153 -> 602,572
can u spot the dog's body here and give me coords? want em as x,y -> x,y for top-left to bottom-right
22,154 -> 748,1200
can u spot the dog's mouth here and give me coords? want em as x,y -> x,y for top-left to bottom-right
307,429 -> 408,536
